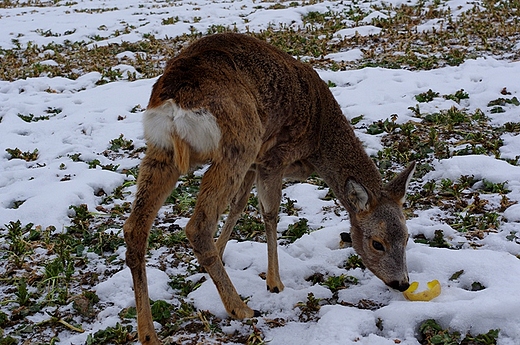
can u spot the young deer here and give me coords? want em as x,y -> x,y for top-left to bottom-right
124,33 -> 415,344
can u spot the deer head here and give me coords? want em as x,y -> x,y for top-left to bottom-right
346,162 -> 416,292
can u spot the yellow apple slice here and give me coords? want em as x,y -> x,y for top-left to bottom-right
403,280 -> 441,301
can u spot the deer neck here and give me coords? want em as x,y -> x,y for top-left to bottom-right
311,114 -> 383,205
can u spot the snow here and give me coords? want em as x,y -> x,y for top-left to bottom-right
1,0 -> 520,344
427,155 -> 520,186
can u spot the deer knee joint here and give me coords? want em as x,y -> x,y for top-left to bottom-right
125,249 -> 144,269
195,251 -> 219,268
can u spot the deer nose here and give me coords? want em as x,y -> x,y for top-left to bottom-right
387,280 -> 410,292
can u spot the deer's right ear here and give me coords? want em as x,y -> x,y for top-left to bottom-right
385,161 -> 416,205
345,179 -> 372,213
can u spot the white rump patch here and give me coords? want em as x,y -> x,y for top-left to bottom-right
143,100 -> 221,153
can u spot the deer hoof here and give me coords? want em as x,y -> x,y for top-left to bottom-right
230,305 -> 257,319
267,285 -> 280,293
140,333 -> 162,345
266,280 -> 284,293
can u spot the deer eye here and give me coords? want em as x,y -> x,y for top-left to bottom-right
372,240 -> 385,251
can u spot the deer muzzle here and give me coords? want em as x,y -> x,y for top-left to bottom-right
386,280 -> 410,292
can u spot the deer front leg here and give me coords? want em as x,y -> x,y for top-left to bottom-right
123,147 -> 180,345
215,169 -> 256,259
186,162 -> 260,319
256,168 -> 284,293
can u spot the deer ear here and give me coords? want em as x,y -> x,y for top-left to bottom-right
385,161 -> 416,204
345,179 -> 372,213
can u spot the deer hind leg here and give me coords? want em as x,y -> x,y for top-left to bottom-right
256,167 -> 285,293
123,146 -> 180,345
186,156 -> 261,319
215,169 -> 256,260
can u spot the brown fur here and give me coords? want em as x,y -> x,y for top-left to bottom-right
123,33 -> 415,345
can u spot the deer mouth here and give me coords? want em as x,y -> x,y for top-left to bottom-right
387,280 -> 410,292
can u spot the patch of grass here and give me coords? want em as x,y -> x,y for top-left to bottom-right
108,134 -> 134,151
164,226 -> 189,245
87,159 -> 120,171
322,274 -> 358,293
169,275 -> 206,297
487,97 -> 520,107
15,278 -> 30,307
232,214 -> 265,242
45,106 -> 62,114
119,307 -> 136,320
376,107 -> 502,180
5,220 -> 32,255
462,329 -> 499,344
281,218 -> 310,243
91,228 -> 125,256
419,319 -> 499,345
376,93 -> 514,247
366,116 -> 400,135
72,291 -> 99,318
42,255 -> 75,304
1,0 -> 519,83
414,230 -> 452,248
416,89 -> 440,103
67,153 -> 121,171
487,95 -> 520,114
246,319 -> 265,345
68,204 -> 93,232
0,311 -> 8,327
350,114 -> 364,125
449,270 -> 465,281
5,148 -> 39,161
296,292 -> 322,322
343,254 -> 366,270
151,300 -> 173,323
129,104 -> 144,113
280,196 -> 299,216
0,336 -> 17,345
101,184 -> 132,205
451,212 -> 501,235
444,89 -> 469,104
17,113 -> 50,122
165,172 -> 201,216
1,34 -> 191,81
479,180 -> 510,194
162,16 -> 179,25
422,107 -> 473,126
96,67 -> 127,84
502,122 -> 520,133
419,319 -> 461,345
0,208 -> 133,343
4,220 -> 34,268
409,174 -> 509,242
65,204 -> 123,255
86,323 -> 134,345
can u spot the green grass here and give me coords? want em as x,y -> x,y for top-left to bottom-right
419,319 -> 499,345
0,0 -> 518,343
1,1 -> 519,81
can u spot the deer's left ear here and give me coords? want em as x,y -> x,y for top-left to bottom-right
345,178 -> 374,213
385,161 -> 416,204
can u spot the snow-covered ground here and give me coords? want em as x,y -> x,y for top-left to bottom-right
1,1 -> 520,344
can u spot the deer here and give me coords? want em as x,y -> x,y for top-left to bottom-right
123,33 -> 416,345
